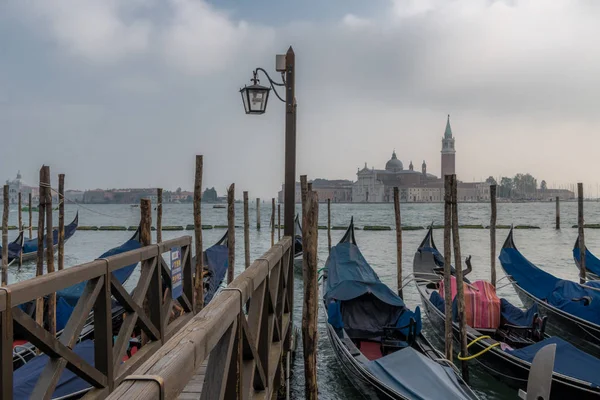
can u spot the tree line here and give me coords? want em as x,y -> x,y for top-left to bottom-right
486,174 -> 548,199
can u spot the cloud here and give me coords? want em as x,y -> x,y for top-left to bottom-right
5,0 -> 600,195
17,0 -> 151,63
161,0 -> 275,75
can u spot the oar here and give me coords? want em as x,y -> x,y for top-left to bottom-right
518,343 -> 556,400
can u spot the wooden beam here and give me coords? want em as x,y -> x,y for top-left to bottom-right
1,185 -> 7,285
157,188 -> 163,243
301,188 -> 318,400
578,183 -> 586,284
200,320 -> 237,400
44,166 -> 56,337
18,191 -> 22,267
490,184 -> 497,286
194,155 -> 204,311
393,187 -> 402,297
244,191 -> 250,269
36,166 -> 46,332
227,184 -> 235,284
451,174 -> 469,383
58,174 -> 65,271
443,175 -> 453,361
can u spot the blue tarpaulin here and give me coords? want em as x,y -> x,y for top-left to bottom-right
507,336 -> 600,387
325,242 -> 405,307
500,298 -> 538,326
13,340 -> 95,399
203,244 -> 228,304
0,232 -> 23,262
365,346 -> 475,399
324,241 -> 421,338
57,231 -> 141,308
574,242 -> 600,277
500,245 -> 600,325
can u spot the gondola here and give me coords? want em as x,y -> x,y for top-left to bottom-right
192,230 -> 230,305
293,214 -> 303,273
0,231 -> 24,264
500,228 -> 600,359
19,212 -> 79,262
322,219 -> 478,399
573,235 -> 600,281
415,226 -> 600,399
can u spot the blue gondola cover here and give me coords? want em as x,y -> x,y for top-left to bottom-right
500,245 -> 600,325
365,346 -> 476,399
13,340 -> 96,399
500,298 -> 538,326
204,244 -> 228,304
507,336 -> 600,388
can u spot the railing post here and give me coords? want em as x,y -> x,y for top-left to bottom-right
0,294 -> 13,399
95,267 -> 114,392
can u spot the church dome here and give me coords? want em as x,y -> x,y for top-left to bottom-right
385,151 -> 403,171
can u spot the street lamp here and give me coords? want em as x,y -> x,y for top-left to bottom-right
239,47 -> 296,239
239,72 -> 271,115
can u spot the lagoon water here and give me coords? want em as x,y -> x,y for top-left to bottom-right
5,201 -> 600,399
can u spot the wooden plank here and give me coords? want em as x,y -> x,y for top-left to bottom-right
10,260 -> 106,306
111,275 -> 160,340
94,273 -> 114,391
200,320 -> 236,400
193,155 -> 204,311
13,307 -> 108,393
0,304 -> 13,399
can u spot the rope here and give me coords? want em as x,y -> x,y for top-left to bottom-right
38,182 -> 117,218
457,335 -> 500,361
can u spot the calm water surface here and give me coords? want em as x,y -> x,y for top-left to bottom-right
5,201 -> 600,399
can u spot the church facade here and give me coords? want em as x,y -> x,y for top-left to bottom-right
352,116 -> 489,203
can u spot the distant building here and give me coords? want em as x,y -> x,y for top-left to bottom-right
278,179 -> 353,203
1,171 -> 41,204
82,188 -> 157,204
65,190 -> 84,203
352,116 -> 490,203
203,187 -> 218,203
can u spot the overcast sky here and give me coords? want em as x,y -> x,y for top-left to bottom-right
2,0 -> 600,198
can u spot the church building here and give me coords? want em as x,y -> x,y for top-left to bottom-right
352,116 -> 489,203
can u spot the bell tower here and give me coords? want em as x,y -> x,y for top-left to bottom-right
441,115 -> 456,178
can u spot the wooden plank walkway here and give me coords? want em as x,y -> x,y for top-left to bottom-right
177,359 -> 207,399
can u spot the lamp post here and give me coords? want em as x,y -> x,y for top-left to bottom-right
240,47 -> 296,239
240,48 -> 296,396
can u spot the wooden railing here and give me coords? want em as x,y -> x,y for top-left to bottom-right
0,236 -> 194,399
107,236 -> 293,399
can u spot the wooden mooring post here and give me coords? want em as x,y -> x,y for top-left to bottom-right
2,185 -> 8,285
18,192 -> 22,267
490,184 -> 497,287
140,198 -> 152,345
256,197 -> 261,230
193,155 -> 204,311
301,181 -> 319,400
58,174 -> 65,271
393,187 -> 403,297
36,167 -> 46,330
578,183 -> 586,284
271,198 -> 275,246
244,191 -> 250,269
451,174 -> 469,383
28,192 -> 33,239
327,198 -> 332,253
278,203 -> 281,240
443,175 -> 453,361
555,196 -> 560,230
227,183 -> 235,284
157,188 -> 163,243
44,166 -> 57,337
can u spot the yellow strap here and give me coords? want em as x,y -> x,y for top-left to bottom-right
457,335 -> 500,361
